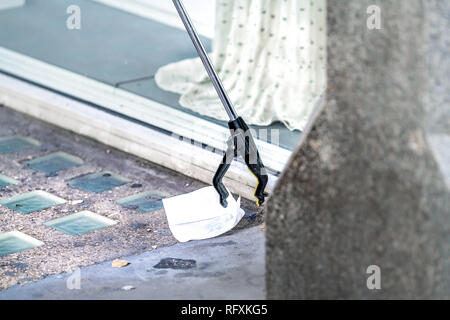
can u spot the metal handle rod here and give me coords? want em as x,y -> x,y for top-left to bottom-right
172,0 -> 238,121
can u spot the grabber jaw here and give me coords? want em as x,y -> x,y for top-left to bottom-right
247,158 -> 269,207
213,117 -> 269,208
171,1 -> 268,208
253,173 -> 269,207
213,160 -> 231,208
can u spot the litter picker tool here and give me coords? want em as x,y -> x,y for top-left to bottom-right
172,0 -> 268,208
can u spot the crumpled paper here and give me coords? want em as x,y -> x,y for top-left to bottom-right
162,186 -> 245,242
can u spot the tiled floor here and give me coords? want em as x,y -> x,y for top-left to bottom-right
0,145 -> 161,253
0,107 -> 262,290
0,0 -> 301,150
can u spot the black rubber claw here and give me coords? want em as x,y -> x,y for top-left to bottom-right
247,162 -> 269,207
213,153 -> 231,208
171,1 -> 267,208
213,117 -> 269,208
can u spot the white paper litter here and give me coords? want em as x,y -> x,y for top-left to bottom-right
162,186 -> 245,242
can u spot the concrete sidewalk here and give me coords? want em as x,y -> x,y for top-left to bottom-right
0,106 -> 263,290
0,226 -> 265,300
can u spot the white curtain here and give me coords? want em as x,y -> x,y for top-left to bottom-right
156,0 -> 326,131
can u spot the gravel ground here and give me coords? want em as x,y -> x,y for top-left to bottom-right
0,106 -> 262,290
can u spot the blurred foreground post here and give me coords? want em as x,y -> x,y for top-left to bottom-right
266,0 -> 449,299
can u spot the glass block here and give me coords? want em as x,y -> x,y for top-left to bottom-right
0,191 -> 66,214
68,171 -> 130,193
44,211 -> 117,236
0,136 -> 40,154
117,192 -> 164,213
0,231 -> 44,257
25,151 -> 83,174
0,173 -> 19,188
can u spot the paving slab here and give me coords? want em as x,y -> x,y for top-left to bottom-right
44,211 -> 117,236
0,174 -> 19,188
0,231 -> 43,257
0,136 -> 40,154
25,152 -> 84,175
0,190 -> 66,214
117,191 -> 166,213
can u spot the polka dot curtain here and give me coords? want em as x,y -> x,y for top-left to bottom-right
156,0 -> 326,131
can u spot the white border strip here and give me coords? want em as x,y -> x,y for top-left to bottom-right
0,47 -> 290,173
92,0 -> 215,38
0,73 -> 277,201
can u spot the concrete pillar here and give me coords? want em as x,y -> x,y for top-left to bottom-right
266,0 -> 449,299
